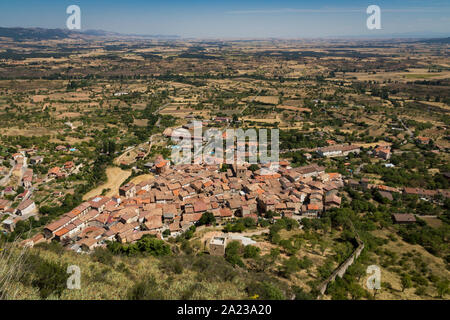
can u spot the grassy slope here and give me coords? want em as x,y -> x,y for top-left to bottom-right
1,225 -> 448,300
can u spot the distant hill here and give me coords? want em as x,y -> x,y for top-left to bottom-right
414,37 -> 450,44
0,27 -> 75,41
0,27 -> 179,41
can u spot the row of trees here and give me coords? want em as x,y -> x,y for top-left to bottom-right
107,235 -> 171,256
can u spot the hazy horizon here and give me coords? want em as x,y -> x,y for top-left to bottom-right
0,0 -> 449,38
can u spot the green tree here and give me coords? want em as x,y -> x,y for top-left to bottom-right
243,245 -> 261,259
198,212 -> 216,226
225,241 -> 244,267
136,236 -> 171,256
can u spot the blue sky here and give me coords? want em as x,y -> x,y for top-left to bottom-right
0,0 -> 449,38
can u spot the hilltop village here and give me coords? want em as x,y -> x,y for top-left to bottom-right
22,158 -> 344,251
0,31 -> 449,300
18,145 -> 449,253
0,127 -> 448,257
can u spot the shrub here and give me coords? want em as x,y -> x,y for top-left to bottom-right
180,239 -> 193,254
225,241 -> 244,267
298,256 -> 313,270
22,254 -> 68,299
259,219 -> 270,228
34,241 -> 66,255
92,247 -> 114,265
160,257 -> 184,275
243,245 -> 261,259
401,274 -> 413,292
279,239 -> 298,255
293,286 -> 314,300
437,279 -> 449,298
115,262 -> 131,275
91,267 -> 111,283
127,276 -> 165,300
415,286 -> 427,296
280,256 -> 300,278
192,255 -> 237,282
246,281 -> 286,300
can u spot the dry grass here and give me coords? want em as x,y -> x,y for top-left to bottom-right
83,167 -> 131,200
130,174 -> 154,185
0,238 -> 31,300
3,243 -> 247,300
362,229 -> 450,299
420,217 -> 443,229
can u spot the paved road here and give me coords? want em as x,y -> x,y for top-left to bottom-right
399,118 -> 414,137
0,161 -> 14,187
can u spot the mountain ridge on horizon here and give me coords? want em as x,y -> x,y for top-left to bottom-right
0,26 -> 180,41
0,26 -> 448,42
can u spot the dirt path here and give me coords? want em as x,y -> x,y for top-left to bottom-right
113,145 -> 137,166
113,134 -> 158,166
82,167 -> 131,200
199,228 -> 270,246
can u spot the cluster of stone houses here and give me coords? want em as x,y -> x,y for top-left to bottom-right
24,160 -> 345,251
47,161 -> 76,179
403,187 -> 450,201
22,168 -> 33,189
29,155 -> 44,165
1,152 -> 38,231
373,146 -> 391,160
346,178 -> 450,202
11,153 -> 25,178
416,136 -> 431,145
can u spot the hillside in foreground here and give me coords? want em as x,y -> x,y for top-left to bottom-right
1,214 -> 449,300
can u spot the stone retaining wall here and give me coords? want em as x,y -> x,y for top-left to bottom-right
317,234 -> 364,297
